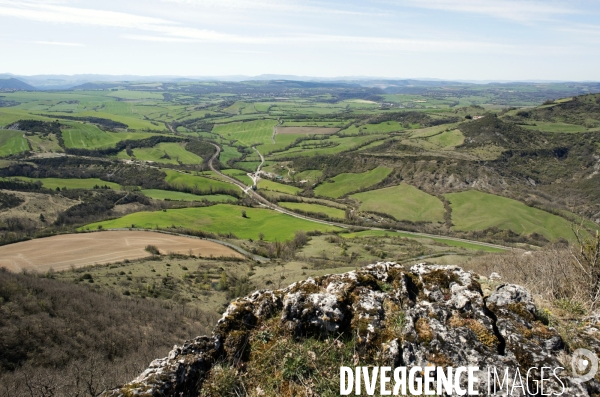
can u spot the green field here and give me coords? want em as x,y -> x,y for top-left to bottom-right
268,134 -> 385,159
314,167 -> 392,198
0,130 -> 29,157
82,204 -> 341,241
141,189 -> 236,202
257,179 -> 301,195
213,120 -> 278,146
120,143 -> 202,165
10,177 -> 121,190
339,230 -> 504,252
220,169 -> 253,185
164,169 -> 238,193
62,122 -> 161,149
0,108 -> 57,127
279,202 -> 346,219
295,169 -> 323,183
521,122 -> 587,133
61,122 -> 117,149
49,110 -> 166,131
340,121 -> 406,135
217,144 -> 243,165
426,129 -> 464,148
350,184 -> 445,223
445,190 -> 575,241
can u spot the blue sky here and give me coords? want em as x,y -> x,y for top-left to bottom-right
1,0 -> 599,80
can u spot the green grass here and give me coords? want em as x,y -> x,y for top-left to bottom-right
217,144 -> 243,165
49,111 -> 166,131
0,108 -> 57,127
0,130 -> 29,157
10,177 -> 121,190
314,167 -> 392,198
257,134 -> 303,155
140,189 -> 236,202
340,121 -> 406,135
258,179 -> 301,195
521,122 -> 588,133
350,184 -> 445,223
339,230 -> 504,252
268,135 -> 385,159
81,204 -> 341,241
164,169 -> 238,193
62,122 -> 162,149
61,122 -> 117,149
220,169 -> 253,185
445,190 -> 575,241
294,169 -> 323,184
213,120 -> 278,146
278,202 -> 346,219
121,143 -> 202,165
426,129 -> 464,148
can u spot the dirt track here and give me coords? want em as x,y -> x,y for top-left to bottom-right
0,231 -> 243,273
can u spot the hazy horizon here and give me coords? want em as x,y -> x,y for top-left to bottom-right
1,0 -> 600,80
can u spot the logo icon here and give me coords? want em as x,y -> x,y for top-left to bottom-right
571,348 -> 598,383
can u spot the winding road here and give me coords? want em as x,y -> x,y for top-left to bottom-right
207,143 -> 512,251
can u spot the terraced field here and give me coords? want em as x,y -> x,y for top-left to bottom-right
350,184 -> 446,223
314,167 -> 392,198
82,204 -> 341,241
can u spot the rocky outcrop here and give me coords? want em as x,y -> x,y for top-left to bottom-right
102,263 -> 600,396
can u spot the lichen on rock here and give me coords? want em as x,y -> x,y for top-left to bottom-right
102,263 -> 599,397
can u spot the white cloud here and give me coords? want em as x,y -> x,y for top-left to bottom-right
159,0 -> 377,16
122,34 -> 198,43
402,0 -> 577,22
558,23 -> 600,36
0,0 -> 566,54
230,50 -> 270,54
31,40 -> 84,46
0,1 -> 174,29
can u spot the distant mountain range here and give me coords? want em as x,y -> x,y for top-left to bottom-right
1,73 -> 599,91
0,77 -> 37,91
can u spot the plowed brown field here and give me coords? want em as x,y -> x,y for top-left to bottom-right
0,231 -> 243,273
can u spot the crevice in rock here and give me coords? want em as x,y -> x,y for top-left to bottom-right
483,298 -> 506,356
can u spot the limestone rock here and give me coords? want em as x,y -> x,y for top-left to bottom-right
102,263 -> 599,396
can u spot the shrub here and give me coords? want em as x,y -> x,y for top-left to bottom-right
145,245 -> 160,255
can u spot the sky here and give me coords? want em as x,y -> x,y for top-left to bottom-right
1,0 -> 600,81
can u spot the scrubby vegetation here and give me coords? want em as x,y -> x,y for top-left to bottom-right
0,268 -> 214,396
0,191 -> 23,210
